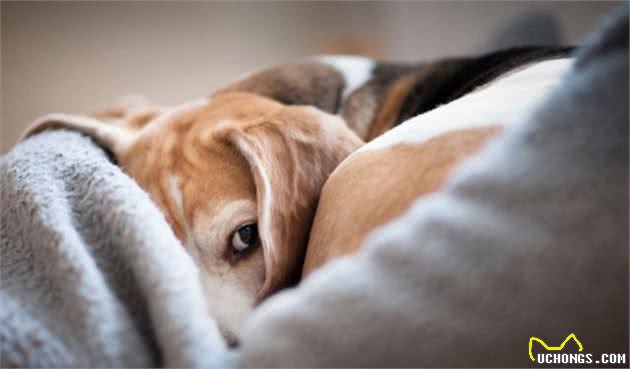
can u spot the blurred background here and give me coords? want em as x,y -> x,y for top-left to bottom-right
1,1 -> 621,153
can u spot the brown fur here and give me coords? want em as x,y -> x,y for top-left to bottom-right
340,64 -> 419,140
303,126 -> 502,276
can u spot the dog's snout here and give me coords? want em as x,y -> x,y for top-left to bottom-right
226,335 -> 240,349
218,325 -> 240,348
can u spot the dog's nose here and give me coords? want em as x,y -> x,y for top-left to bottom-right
226,335 -> 240,349
218,325 -> 241,348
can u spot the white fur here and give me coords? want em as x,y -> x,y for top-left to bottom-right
168,175 -> 184,216
319,55 -> 375,100
359,58 -> 574,153
184,241 -> 254,343
187,199 -> 259,341
199,269 -> 256,341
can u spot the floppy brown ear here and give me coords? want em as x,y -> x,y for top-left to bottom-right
20,95 -> 159,159
224,106 -> 363,300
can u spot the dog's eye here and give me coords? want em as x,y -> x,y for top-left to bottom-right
232,224 -> 258,252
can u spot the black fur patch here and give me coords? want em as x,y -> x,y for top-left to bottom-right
395,46 -> 573,125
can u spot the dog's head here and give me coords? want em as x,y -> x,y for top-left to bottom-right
23,92 -> 362,344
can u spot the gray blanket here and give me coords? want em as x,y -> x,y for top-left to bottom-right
1,6 -> 628,368
1,131 -> 229,367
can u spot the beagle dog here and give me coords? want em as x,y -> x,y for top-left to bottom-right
298,52 -> 575,276
21,92 -> 362,345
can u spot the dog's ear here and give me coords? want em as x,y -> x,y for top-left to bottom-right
21,95 -> 160,159
223,106 -> 363,300
216,62 -> 345,114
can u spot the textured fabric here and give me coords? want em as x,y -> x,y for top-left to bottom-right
237,8 -> 629,368
0,131 -> 229,368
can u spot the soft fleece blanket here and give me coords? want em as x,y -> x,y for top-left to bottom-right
0,131 -> 228,367
1,6 -> 628,368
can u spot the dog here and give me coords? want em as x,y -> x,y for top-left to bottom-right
21,91 -> 362,345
